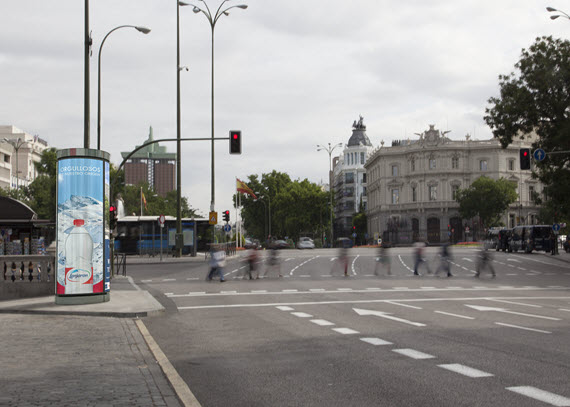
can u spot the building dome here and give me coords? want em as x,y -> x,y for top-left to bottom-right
348,116 -> 372,147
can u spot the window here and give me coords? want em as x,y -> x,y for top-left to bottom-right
429,185 -> 437,201
529,185 -> 535,202
509,214 -> 515,228
480,160 -> 487,171
412,186 -> 417,202
3,155 -> 9,163
452,185 -> 459,200
363,187 -> 367,196
345,172 -> 354,184
451,157 -> 458,169
362,173 -> 366,183
391,165 -> 398,177
360,152 -> 365,165
411,158 -> 415,172
508,159 -> 515,171
391,189 -> 399,204
429,159 -> 436,169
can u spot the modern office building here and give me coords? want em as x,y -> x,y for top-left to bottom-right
121,127 -> 176,197
0,125 -> 49,190
332,116 -> 375,238
365,124 -> 541,244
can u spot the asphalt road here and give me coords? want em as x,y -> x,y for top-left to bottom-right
134,247 -> 570,407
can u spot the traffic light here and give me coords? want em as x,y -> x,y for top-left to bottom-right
520,148 -> 531,170
229,130 -> 241,154
109,205 -> 117,230
223,210 -> 230,223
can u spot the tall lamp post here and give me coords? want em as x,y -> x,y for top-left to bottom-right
3,138 -> 26,190
547,6 -> 570,20
97,25 -> 151,151
190,0 -> 248,215
317,142 -> 343,247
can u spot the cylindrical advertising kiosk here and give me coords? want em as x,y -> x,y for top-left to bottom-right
56,149 -> 111,304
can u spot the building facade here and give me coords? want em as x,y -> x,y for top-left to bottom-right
332,116 -> 375,238
365,125 -> 541,244
121,127 -> 176,197
0,125 -> 49,190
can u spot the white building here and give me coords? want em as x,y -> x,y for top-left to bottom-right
0,125 -> 49,190
365,125 -> 541,244
332,116 -> 375,237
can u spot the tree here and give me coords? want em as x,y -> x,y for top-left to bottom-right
352,198 -> 367,245
455,177 -> 518,228
484,36 -> 570,222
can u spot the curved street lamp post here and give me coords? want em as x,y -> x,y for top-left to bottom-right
97,25 -> 151,151
317,142 -> 343,247
189,0 -> 248,216
547,6 -> 570,21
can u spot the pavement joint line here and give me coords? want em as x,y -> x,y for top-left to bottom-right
434,310 -> 474,320
438,364 -> 493,378
135,319 -> 202,407
495,322 -> 552,334
176,295 -> 570,310
506,386 -> 570,406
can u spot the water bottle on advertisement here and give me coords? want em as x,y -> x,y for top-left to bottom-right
64,219 -> 94,294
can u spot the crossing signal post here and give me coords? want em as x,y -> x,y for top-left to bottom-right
109,205 -> 117,231
229,130 -> 241,154
520,148 -> 531,170
223,210 -> 230,223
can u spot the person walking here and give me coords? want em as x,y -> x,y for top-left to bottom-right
413,241 -> 431,276
10,261 -> 17,282
3,262 -> 6,281
19,261 -> 25,280
374,243 -> 391,276
28,261 -> 34,282
244,248 -> 258,280
207,245 -> 226,282
475,246 -> 496,278
264,245 -> 282,278
37,263 -> 42,282
550,231 -> 557,255
435,243 -> 453,277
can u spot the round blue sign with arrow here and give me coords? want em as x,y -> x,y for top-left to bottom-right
533,148 -> 546,162
223,224 -> 231,232
552,223 -> 561,233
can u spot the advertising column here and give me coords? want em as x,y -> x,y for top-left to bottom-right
56,149 -> 110,304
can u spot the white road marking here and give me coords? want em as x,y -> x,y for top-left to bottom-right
487,299 -> 542,308
337,288 -> 353,291
495,322 -> 551,334
189,292 -> 206,295
282,289 -> 298,293
465,304 -> 561,320
366,288 -> 382,291
360,337 -> 393,346
506,386 -> 570,406
332,327 -> 359,335
141,279 -> 153,282
354,308 -> 426,327
421,287 -> 436,289
276,306 -> 294,311
434,311 -> 474,320
221,290 -> 237,294
310,319 -> 335,326
394,287 -> 409,290
299,275 -> 311,278
291,312 -> 313,318
309,288 -> 325,292
438,364 -> 493,378
507,258 -> 521,263
165,293 -> 173,296
289,256 -> 318,276
251,290 -> 267,293
392,349 -> 435,360
186,277 -> 200,280
559,308 -> 570,312
385,301 -> 422,310
330,257 -> 336,262
462,258 -> 473,262
351,255 -> 359,276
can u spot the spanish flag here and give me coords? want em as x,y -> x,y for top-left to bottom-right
142,191 -> 148,210
236,178 -> 256,199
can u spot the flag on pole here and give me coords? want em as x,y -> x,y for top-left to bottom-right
142,191 -> 148,211
236,178 -> 257,199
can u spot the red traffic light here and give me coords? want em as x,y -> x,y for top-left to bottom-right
109,206 -> 116,212
523,151 -> 528,156
229,130 -> 241,154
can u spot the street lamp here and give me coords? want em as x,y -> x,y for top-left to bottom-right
97,25 -> 151,151
3,138 -> 26,190
189,0 -> 248,215
547,6 -> 570,20
317,142 -> 343,247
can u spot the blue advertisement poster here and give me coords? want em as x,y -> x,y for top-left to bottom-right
57,158 -> 105,295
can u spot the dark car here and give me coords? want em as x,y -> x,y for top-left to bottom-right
496,229 -> 511,252
271,240 -> 290,249
508,225 -> 552,253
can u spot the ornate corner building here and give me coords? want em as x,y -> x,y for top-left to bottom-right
364,125 -> 541,244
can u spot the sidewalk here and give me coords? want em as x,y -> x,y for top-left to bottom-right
0,276 -> 198,407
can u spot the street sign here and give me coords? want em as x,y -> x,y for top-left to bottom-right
553,223 -> 561,233
209,212 -> 218,225
158,214 -> 165,228
223,224 -> 231,233
352,233 -> 357,238
533,148 -> 546,162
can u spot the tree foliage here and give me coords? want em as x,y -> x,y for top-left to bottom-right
455,177 -> 518,228
237,171 -> 330,243
484,35 -> 570,222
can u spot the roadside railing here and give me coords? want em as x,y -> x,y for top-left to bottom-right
114,252 -> 127,276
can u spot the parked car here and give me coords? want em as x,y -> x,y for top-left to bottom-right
244,238 -> 260,249
271,240 -> 290,249
508,225 -> 552,253
296,237 -> 315,249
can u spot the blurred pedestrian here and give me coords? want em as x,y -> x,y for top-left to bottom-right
435,243 -> 453,277
475,246 -> 496,278
207,245 -> 226,282
374,243 -> 391,276
19,261 -> 25,280
331,244 -> 349,277
37,263 -> 42,282
46,262 -> 51,282
413,241 -> 431,276
244,248 -> 258,280
11,261 -> 16,282
550,231 -> 557,255
28,261 -> 33,282
264,245 -> 282,278
3,262 -> 6,280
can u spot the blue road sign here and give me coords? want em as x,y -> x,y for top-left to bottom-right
533,148 -> 546,162
223,224 -> 231,232
553,223 -> 561,233
352,233 -> 357,238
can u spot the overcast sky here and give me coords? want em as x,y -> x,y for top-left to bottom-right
1,1 -> 568,218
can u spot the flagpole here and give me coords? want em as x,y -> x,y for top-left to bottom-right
140,187 -> 143,216
235,178 -> 238,251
